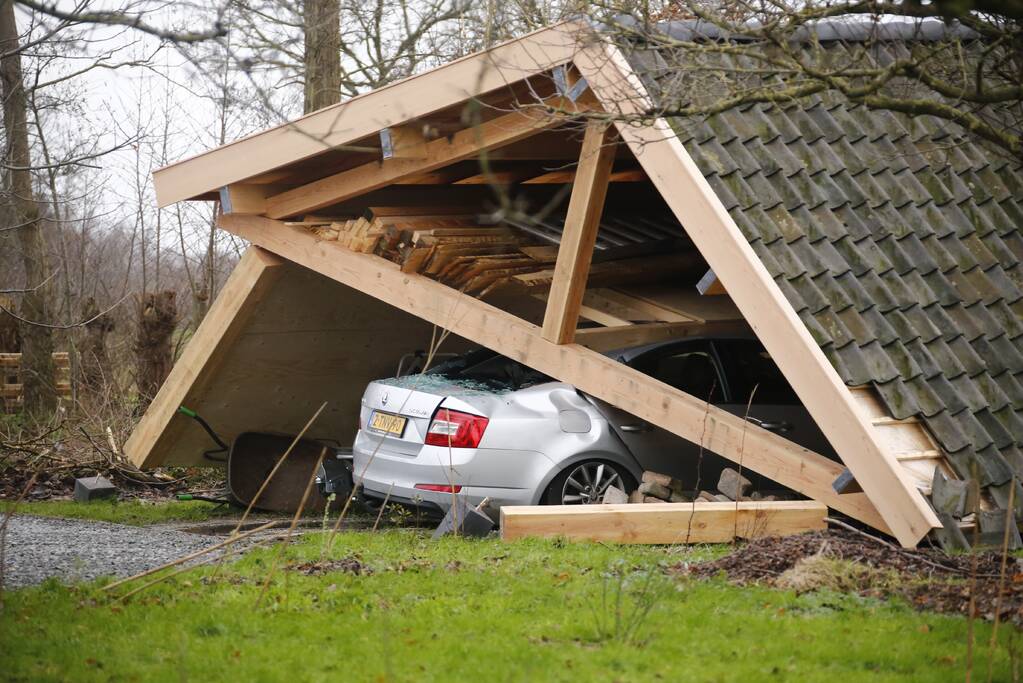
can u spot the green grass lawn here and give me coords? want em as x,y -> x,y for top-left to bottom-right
2,529 -> 1016,682
1,499 -> 236,526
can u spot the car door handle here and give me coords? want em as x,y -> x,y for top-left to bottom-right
746,417 -> 792,433
619,422 -> 650,433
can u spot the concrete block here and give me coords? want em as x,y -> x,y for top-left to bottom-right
74,476 -> 117,503
638,481 -> 672,501
717,468 -> 751,501
432,498 -> 494,539
601,485 -> 629,505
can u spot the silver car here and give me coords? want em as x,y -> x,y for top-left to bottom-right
351,337 -> 835,514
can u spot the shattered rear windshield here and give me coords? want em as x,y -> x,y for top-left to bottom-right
424,349 -> 553,392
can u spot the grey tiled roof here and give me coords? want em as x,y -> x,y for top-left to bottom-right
623,43 -> 1023,503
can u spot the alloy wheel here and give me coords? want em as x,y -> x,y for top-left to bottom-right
559,462 -> 624,504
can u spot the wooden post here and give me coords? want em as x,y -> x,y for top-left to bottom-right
541,122 -> 616,344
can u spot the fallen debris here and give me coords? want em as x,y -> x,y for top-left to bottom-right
681,527 -> 1023,625
433,497 -> 495,539
717,468 -> 752,501
601,485 -> 629,505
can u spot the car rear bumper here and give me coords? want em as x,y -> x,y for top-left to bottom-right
351,429 -> 555,509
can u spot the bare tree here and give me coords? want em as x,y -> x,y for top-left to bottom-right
304,0 -> 341,112
1,0 -> 55,415
603,2 -> 1023,157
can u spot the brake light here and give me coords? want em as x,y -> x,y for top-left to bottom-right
425,408 -> 489,448
414,484 -> 462,493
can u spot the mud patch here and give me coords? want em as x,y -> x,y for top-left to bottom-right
291,556 -> 372,576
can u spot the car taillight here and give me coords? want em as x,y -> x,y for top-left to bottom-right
425,408 -> 489,448
414,483 -> 462,493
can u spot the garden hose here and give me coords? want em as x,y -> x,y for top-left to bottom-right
178,405 -> 230,462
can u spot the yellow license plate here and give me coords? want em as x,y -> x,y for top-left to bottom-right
370,411 -> 408,436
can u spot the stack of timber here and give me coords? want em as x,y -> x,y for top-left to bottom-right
288,209 -> 700,297
1,352 -> 72,413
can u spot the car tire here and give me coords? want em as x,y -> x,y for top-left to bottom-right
543,460 -> 636,505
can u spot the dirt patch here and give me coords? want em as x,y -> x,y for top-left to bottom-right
679,529 -> 1023,624
291,556 -> 371,576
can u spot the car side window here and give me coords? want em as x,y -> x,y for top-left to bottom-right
629,341 -> 723,401
715,339 -> 800,405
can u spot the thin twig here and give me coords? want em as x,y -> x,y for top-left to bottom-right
372,482 -> 395,533
103,520 -> 278,592
255,447 -> 328,608
987,480 -> 1016,682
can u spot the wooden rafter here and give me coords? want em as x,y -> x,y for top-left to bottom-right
541,121 -> 616,344
265,98 -> 591,219
217,214 -> 890,534
574,320 -> 749,352
153,22 -> 585,207
573,34 -> 939,546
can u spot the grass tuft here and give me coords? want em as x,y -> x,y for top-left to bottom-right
1,499 -> 235,526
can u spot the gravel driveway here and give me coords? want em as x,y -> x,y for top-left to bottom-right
1,515 -> 221,589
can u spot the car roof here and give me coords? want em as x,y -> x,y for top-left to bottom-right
608,333 -> 759,363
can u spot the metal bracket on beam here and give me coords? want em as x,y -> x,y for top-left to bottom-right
832,468 -> 863,494
379,128 -> 395,160
552,64 -> 588,103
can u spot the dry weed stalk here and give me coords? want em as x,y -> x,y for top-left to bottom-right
255,446 -> 328,608
986,479 -> 1016,683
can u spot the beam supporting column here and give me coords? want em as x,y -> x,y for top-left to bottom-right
541,121 -> 616,344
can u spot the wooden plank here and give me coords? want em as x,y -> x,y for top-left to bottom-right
153,23 -> 585,206
522,167 -> 646,184
124,247 -> 286,467
500,501 -> 828,544
575,320 -> 749,352
590,288 -> 692,323
542,122 -> 616,344
614,284 -> 743,323
217,214 -> 889,534
574,37 -> 938,546
265,98 -> 590,219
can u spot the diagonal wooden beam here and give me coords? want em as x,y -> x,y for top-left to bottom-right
541,121 -> 616,344
124,247 -> 285,468
217,214 -> 890,534
573,35 -> 939,547
265,99 -> 590,219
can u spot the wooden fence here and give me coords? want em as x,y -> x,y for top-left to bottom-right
0,352 -> 71,413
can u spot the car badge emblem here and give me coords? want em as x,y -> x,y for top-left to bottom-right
381,392 -> 389,406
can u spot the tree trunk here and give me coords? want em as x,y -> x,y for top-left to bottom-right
134,290 -> 177,408
0,0 -> 56,416
303,0 -> 341,114
79,297 -> 113,397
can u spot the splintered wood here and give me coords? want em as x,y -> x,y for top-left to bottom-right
288,208 -> 697,297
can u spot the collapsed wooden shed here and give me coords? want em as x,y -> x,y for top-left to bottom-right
126,20 -> 1023,548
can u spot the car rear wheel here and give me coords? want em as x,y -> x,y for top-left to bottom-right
544,460 -> 635,505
